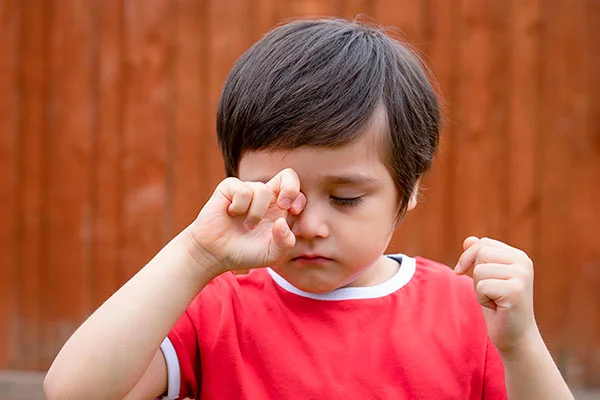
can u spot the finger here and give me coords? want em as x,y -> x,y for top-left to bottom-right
289,192 -> 307,215
455,241 -> 480,275
472,263 -> 520,283
270,217 -> 296,256
475,278 -> 523,310
474,246 -> 524,267
266,168 -> 300,209
455,237 -> 514,275
220,179 -> 253,217
244,183 -> 276,227
463,236 -> 480,250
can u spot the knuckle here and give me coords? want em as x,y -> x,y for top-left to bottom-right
475,279 -> 489,293
508,279 -> 525,295
472,264 -> 485,280
219,177 -> 239,190
238,184 -> 253,198
477,246 -> 493,262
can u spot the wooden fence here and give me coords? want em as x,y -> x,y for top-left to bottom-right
0,0 -> 599,388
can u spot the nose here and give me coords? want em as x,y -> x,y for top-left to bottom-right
288,197 -> 329,240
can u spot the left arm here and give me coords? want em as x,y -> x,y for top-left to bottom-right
455,237 -> 573,400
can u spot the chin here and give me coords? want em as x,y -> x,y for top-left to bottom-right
290,275 -> 342,294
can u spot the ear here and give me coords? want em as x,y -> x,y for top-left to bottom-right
406,179 -> 420,212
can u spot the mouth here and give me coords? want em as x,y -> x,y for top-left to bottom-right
291,255 -> 333,265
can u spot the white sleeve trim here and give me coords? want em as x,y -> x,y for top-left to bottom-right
160,337 -> 181,400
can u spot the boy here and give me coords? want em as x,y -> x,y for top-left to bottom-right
44,19 -> 573,399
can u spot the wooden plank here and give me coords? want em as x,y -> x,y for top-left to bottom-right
578,0 -> 600,385
535,0 -> 578,358
205,0 -> 250,192
254,0 -> 285,37
0,0 -> 19,370
288,0 -> 338,17
120,0 -> 171,281
171,0 -> 208,234
91,0 -> 124,308
506,0 -> 540,260
15,0 -> 47,371
414,0 -> 457,265
341,0 -> 374,21
41,0 -> 95,369
374,0 -> 424,44
374,1 -> 427,257
451,0 -> 507,248
561,0 -> 600,387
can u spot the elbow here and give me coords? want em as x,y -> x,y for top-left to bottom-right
44,369 -> 78,400
44,372 -> 66,400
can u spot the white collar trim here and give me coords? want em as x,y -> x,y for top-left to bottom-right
267,254 -> 415,301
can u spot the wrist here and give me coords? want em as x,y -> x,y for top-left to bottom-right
178,227 -> 227,280
498,326 -> 545,362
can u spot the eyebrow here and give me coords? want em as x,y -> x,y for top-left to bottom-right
254,174 -> 378,185
322,174 -> 378,185
254,174 -> 377,185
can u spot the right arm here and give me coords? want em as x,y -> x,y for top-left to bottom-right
44,170 -> 305,400
44,229 -> 220,400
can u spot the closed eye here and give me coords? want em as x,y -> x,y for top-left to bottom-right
330,196 -> 364,207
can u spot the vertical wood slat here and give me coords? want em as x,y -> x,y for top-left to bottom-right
507,0 -> 540,260
416,0 -> 458,264
561,0 -> 598,386
535,0 -> 579,355
375,0 -> 427,256
341,0 -> 374,21
15,0 -> 48,370
288,0 -> 338,17
579,0 -> 600,385
41,0 -> 95,367
120,0 -> 171,281
171,0 -> 208,234
91,0 -> 124,308
205,0 -> 251,192
0,0 -> 19,369
452,0 -> 507,246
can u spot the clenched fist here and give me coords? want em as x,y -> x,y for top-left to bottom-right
455,237 -> 539,354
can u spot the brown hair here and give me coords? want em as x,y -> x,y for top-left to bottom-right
217,18 -> 440,216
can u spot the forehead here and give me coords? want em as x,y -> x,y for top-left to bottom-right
238,110 -> 391,182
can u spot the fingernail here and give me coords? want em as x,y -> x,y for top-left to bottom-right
454,262 -> 460,273
279,198 -> 292,209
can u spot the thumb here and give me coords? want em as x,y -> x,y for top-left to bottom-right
269,218 -> 296,260
463,236 -> 480,250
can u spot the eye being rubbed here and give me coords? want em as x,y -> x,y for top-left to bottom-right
330,195 -> 364,207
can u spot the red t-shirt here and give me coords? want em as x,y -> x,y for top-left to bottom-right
160,255 -> 507,399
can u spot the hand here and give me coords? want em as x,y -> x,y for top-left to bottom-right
187,168 -> 306,274
454,237 -> 540,355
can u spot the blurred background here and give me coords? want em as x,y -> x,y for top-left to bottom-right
0,0 -> 598,398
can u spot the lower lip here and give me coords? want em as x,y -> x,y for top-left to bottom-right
292,257 -> 332,266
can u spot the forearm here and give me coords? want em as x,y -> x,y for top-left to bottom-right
503,330 -> 574,400
44,229 -> 220,400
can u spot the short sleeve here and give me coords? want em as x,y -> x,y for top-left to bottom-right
161,308 -> 202,399
159,272 -> 237,399
483,337 -> 508,399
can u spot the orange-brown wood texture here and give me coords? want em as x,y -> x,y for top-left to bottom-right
0,0 -> 598,388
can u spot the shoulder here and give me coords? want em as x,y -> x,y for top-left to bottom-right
400,255 -> 481,317
187,268 -> 274,310
411,256 -> 473,290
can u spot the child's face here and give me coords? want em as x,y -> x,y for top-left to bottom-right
238,116 -> 416,293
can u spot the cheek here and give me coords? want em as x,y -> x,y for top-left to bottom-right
339,206 -> 396,250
